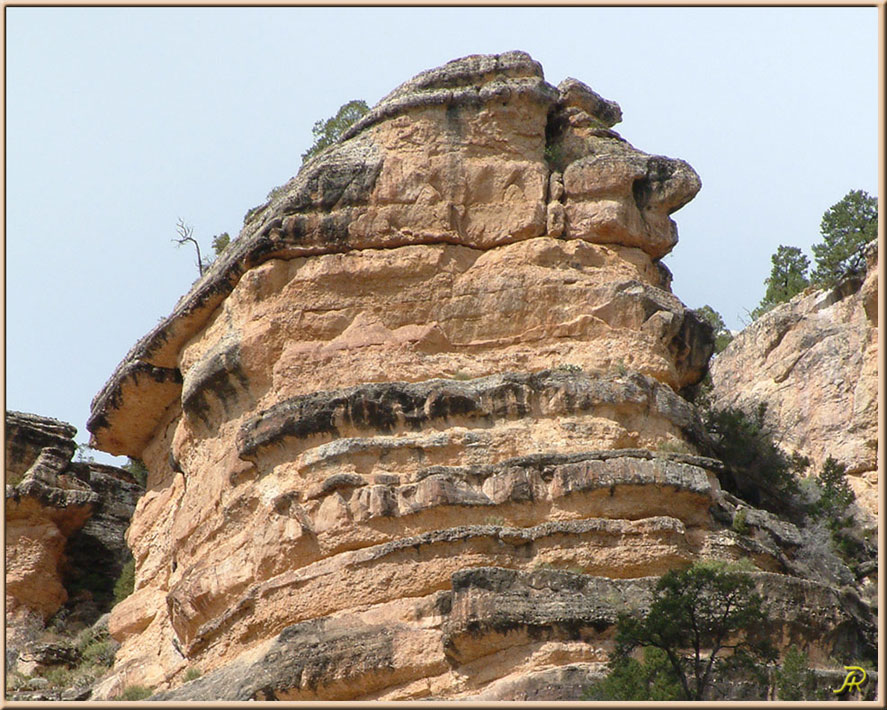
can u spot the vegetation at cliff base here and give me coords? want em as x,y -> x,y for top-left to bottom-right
585,561 -> 774,700
121,685 -> 154,700
774,645 -> 815,700
584,647 -> 682,700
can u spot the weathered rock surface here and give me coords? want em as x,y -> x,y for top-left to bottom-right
87,50 -> 708,458
5,411 -> 142,649
150,567 -> 875,701
710,243 -> 878,516
84,52 -> 873,700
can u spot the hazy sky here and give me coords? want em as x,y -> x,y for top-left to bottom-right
5,6 -> 879,463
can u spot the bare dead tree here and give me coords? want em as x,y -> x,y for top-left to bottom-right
173,218 -> 205,276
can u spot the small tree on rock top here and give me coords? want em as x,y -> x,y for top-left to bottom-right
211,232 -> 230,257
301,99 -> 369,164
173,218 -> 207,276
811,189 -> 877,286
751,245 -> 810,319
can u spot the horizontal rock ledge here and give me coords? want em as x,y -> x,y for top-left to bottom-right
151,566 -> 875,701
237,369 -> 703,461
174,515 -> 695,657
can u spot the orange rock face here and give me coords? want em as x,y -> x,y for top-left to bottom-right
5,410 -> 143,667
85,53 -> 873,700
5,413 -> 94,626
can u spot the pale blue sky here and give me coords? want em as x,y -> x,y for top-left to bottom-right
5,6 -> 879,463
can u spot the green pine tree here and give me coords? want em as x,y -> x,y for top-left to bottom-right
775,645 -> 814,700
811,189 -> 877,286
592,561 -> 775,701
584,647 -> 682,700
211,232 -> 230,256
751,245 -> 810,319
301,99 -> 369,164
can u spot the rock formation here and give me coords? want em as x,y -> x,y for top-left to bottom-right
710,243 -> 879,517
84,52 -> 876,700
5,411 -> 143,664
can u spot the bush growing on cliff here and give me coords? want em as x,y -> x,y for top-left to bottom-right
113,559 -> 135,605
75,442 -> 96,463
703,402 -> 807,512
122,458 -> 148,487
693,305 -> 733,354
806,457 -> 874,571
301,99 -> 369,164
121,685 -> 154,700
588,561 -> 774,700
211,232 -> 230,257
812,456 -> 855,521
775,645 -> 815,700
583,647 -> 682,700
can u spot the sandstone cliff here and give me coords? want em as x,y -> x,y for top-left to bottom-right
84,52 -> 875,700
5,411 -> 142,673
710,243 -> 879,518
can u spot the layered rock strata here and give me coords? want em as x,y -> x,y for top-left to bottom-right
87,50 -> 707,457
710,243 -> 879,516
5,411 -> 143,652
151,566 -> 875,701
85,52 -> 873,699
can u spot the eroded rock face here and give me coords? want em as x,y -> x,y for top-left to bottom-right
150,567 -> 874,701
87,51 -> 707,458
5,411 -> 142,640
710,244 -> 878,516
84,53 -> 871,699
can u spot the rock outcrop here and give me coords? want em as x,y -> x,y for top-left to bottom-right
151,567 -> 875,701
5,411 -> 142,651
710,243 -> 879,517
87,50 -> 708,458
84,52 -> 875,700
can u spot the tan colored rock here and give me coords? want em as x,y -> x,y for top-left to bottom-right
83,53 -> 869,700
107,586 -> 167,642
146,567 -> 874,701
5,412 -> 96,623
88,52 -> 707,458
710,245 -> 878,516
5,497 -> 78,623
5,410 -> 143,657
